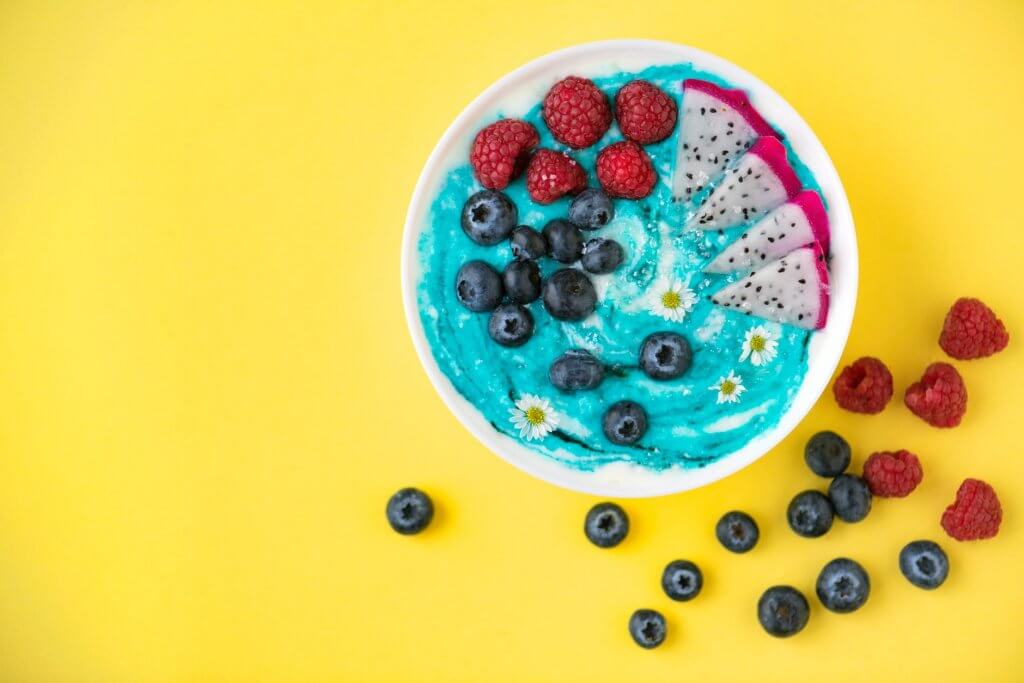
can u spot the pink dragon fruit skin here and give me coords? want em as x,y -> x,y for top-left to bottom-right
683,80 -> 776,136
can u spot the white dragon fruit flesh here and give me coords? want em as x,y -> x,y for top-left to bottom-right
672,79 -> 776,202
710,242 -> 830,330
684,136 -> 802,232
704,190 -> 830,274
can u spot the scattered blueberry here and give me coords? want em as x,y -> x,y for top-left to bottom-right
787,490 -> 834,538
899,540 -> 949,590
542,219 -> 583,263
502,259 -> 542,304
488,303 -> 534,347
661,560 -> 703,602
549,349 -> 605,392
804,431 -> 851,477
816,558 -> 870,613
828,474 -> 872,523
584,502 -> 629,548
386,487 -> 434,535
639,332 -> 692,380
569,188 -> 615,230
715,511 -> 759,553
509,225 -> 548,260
581,238 -> 624,274
460,190 -> 517,245
602,401 -> 648,445
628,609 -> 666,649
455,260 -> 503,312
542,268 -> 597,321
757,586 -> 809,637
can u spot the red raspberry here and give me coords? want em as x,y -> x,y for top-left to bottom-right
542,76 -> 612,149
615,80 -> 677,145
862,450 -> 923,498
525,149 -> 587,204
939,297 -> 1009,360
596,141 -> 657,199
469,119 -> 540,190
832,356 -> 893,414
904,362 -> 967,428
941,478 -> 1002,541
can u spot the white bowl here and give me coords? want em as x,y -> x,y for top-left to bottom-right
401,40 -> 857,498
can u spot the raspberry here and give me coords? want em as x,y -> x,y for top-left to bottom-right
941,479 -> 1001,541
525,149 -> 587,204
939,297 -> 1009,360
542,76 -> 612,149
904,362 -> 967,428
469,119 -> 540,190
615,80 -> 677,145
596,141 -> 657,199
832,356 -> 893,414
862,450 -> 923,498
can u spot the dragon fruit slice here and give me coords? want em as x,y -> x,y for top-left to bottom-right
685,137 -> 802,232
710,242 -> 830,330
672,79 -> 776,202
705,190 -> 829,274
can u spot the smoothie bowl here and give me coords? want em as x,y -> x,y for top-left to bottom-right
401,41 -> 856,497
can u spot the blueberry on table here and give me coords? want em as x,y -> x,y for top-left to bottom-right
460,190 -> 517,245
509,225 -> 548,260
757,586 -> 809,637
542,218 -> 583,263
488,304 -> 534,347
828,474 -> 872,523
455,260 -> 503,312
569,188 -> 615,230
639,332 -> 692,380
602,401 -> 648,445
386,487 -> 434,535
581,238 -> 624,274
787,490 -> 834,538
804,430 -> 851,477
502,259 -> 542,303
549,349 -> 605,392
899,540 -> 949,590
542,268 -> 597,321
661,560 -> 703,602
628,609 -> 666,649
715,511 -> 759,553
584,502 -> 629,548
816,558 -> 870,613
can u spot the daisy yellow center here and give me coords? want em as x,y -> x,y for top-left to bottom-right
749,335 -> 766,352
525,406 -> 546,426
720,380 -> 736,395
661,291 -> 681,309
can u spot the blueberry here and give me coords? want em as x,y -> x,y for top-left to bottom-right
461,190 -> 517,245
715,511 -> 759,553
581,238 -> 624,274
899,540 -> 949,590
787,490 -> 834,538
602,401 -> 647,445
488,303 -> 534,347
584,502 -> 629,548
386,487 -> 434,535
628,609 -> 666,649
569,188 -> 615,230
509,225 -> 548,260
455,260 -> 503,312
542,219 -> 583,263
661,560 -> 703,602
549,349 -> 604,392
816,558 -> 870,613
757,586 -> 809,637
804,431 -> 851,477
639,332 -> 692,380
542,268 -> 597,321
828,474 -> 872,523
502,259 -> 541,303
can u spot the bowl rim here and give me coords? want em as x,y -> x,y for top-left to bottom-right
401,39 -> 858,498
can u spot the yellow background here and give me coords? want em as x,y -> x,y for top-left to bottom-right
0,1 -> 1022,681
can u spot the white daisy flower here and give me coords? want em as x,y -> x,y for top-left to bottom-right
651,278 -> 697,322
740,325 -> 779,367
509,394 -> 559,441
710,370 -> 746,404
